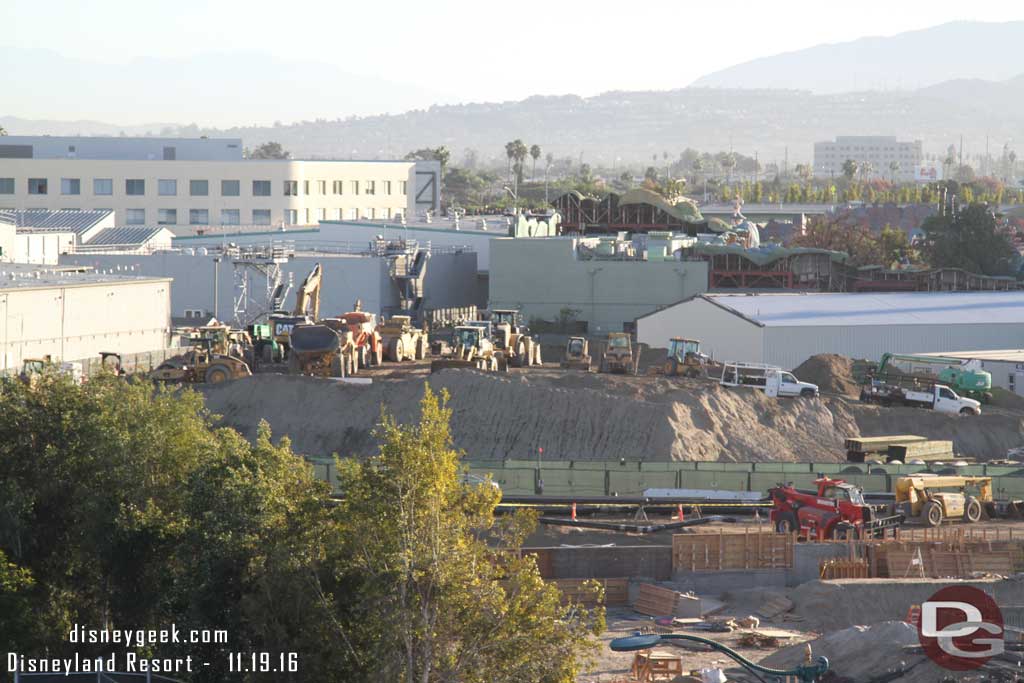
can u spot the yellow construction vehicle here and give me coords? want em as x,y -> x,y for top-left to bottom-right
894,475 -> 993,527
287,323 -> 351,377
490,309 -> 542,367
600,332 -> 634,374
430,325 -> 505,372
662,337 -> 708,378
268,262 -> 322,358
99,352 -> 125,375
19,356 -> 84,386
150,337 -> 251,384
378,315 -> 429,362
560,336 -> 591,371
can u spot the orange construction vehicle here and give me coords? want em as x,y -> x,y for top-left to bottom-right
769,477 -> 903,541
338,300 -> 384,369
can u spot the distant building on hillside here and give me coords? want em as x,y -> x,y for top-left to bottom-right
814,136 -> 922,182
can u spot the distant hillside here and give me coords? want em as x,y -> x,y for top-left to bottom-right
692,21 -> 1024,93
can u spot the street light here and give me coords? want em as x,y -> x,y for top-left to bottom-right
609,633 -> 829,682
502,185 -> 518,217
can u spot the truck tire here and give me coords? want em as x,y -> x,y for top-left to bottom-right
513,339 -> 526,368
261,345 -> 273,364
533,344 -> 542,366
288,354 -> 300,375
374,344 -> 383,366
959,407 -> 976,416
774,512 -> 798,534
330,355 -> 343,377
416,337 -> 427,360
800,388 -> 816,398
964,496 -> 982,523
923,500 -> 943,527
205,364 -> 231,384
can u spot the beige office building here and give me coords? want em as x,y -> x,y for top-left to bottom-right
0,137 -> 440,230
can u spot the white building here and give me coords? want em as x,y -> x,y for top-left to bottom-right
813,136 -> 923,182
918,350 -> 1024,396
0,264 -> 171,371
0,136 -> 441,230
637,292 -> 1024,370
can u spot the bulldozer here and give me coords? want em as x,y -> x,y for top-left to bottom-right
560,336 -> 591,371
600,332 -> 634,374
490,309 -> 542,367
662,338 -> 708,378
150,337 -> 251,385
894,475 -> 993,527
379,315 -> 429,362
430,325 -> 505,372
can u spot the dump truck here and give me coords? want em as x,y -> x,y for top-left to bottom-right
287,324 -> 349,377
872,353 -> 992,403
378,315 -> 428,362
769,478 -> 904,540
720,362 -> 819,398
662,338 -> 708,378
560,336 -> 591,371
338,302 -> 384,369
150,337 -> 252,384
600,333 -> 634,374
430,325 -> 505,372
894,475 -> 993,526
860,379 -> 981,415
490,309 -> 542,367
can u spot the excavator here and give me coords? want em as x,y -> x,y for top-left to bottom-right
268,263 -> 322,360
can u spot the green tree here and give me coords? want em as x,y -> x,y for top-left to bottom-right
530,144 -> 541,179
331,387 -> 603,682
248,141 -> 290,159
841,158 -> 859,180
889,160 -> 900,183
922,203 -> 1015,275
0,125 -> 7,136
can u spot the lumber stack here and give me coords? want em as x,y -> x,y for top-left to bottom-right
887,440 -> 954,463
845,435 -> 927,463
633,583 -> 682,617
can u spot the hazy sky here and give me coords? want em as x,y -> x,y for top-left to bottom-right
2,0 -> 1023,123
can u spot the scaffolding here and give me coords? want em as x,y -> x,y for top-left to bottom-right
229,242 -> 295,327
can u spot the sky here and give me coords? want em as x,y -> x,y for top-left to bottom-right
2,0 -> 1023,125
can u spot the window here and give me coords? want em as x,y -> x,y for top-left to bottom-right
303,180 -> 310,195
221,209 -> 240,225
163,146 -> 176,160
158,209 -> 177,225
383,180 -> 392,195
350,180 -> 360,195
317,180 -> 326,195
221,179 -> 240,196
93,178 -> 113,195
0,178 -> 13,194
283,209 -> 298,225
158,179 -> 177,196
400,181 -> 407,194
939,387 -> 955,400
126,208 -> 145,225
304,208 -> 311,224
316,208 -> 326,221
366,180 -> 376,195
393,208 -> 404,220
347,208 -> 358,220
253,180 -> 271,196
366,208 -> 375,219
190,179 -> 209,196
332,180 -> 343,195
252,209 -> 271,225
284,180 -> 298,196
335,208 -> 344,219
126,179 -> 145,195
189,209 -> 209,225
28,178 -> 48,195
61,178 -> 80,195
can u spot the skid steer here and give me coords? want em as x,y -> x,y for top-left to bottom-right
560,336 -> 592,371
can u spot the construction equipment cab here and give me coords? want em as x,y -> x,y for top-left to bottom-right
770,478 -> 903,540
430,325 -> 504,372
895,475 -> 992,527
560,336 -> 591,371
489,309 -> 541,366
600,333 -> 634,374
663,338 -> 708,378
720,362 -> 818,398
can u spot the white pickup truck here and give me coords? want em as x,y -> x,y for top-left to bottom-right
860,381 -> 981,415
719,362 -> 819,398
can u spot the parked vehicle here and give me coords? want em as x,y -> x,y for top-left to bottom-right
871,353 -> 992,403
378,315 -> 428,362
430,325 -> 506,372
600,333 -> 634,374
769,478 -> 903,540
894,475 -> 993,527
339,302 -> 384,369
719,362 -> 818,398
560,336 -> 592,371
860,379 -> 981,415
663,338 -> 708,378
19,356 -> 85,386
489,309 -> 542,367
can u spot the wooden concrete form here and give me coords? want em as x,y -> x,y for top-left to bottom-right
552,578 -> 628,607
633,583 -> 683,617
672,529 -> 793,572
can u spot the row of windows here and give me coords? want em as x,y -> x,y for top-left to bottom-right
0,177 -> 407,197
125,207 -> 403,226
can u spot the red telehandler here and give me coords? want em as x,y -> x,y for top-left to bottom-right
769,478 -> 904,541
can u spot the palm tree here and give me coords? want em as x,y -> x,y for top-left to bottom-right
512,140 -> 528,185
505,141 -> 518,181
529,144 -> 541,180
842,158 -> 859,181
888,160 -> 900,183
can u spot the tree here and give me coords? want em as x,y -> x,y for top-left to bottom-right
922,203 -> 1015,275
644,166 -> 659,182
530,144 -> 541,180
841,158 -> 859,181
889,160 -> 900,183
0,125 -> 6,136
505,139 -> 528,183
331,387 -> 603,682
248,141 -> 290,159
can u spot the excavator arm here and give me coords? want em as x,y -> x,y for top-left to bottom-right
293,263 -> 323,320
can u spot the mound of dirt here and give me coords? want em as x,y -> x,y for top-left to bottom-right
200,370 -> 849,461
793,354 -> 861,397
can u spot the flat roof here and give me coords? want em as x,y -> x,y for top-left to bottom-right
0,264 -> 171,291
918,349 -> 1024,363
702,292 -> 1024,327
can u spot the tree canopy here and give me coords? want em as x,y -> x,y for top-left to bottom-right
247,141 -> 291,159
921,203 -> 1017,276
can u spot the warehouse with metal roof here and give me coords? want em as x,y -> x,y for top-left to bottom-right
636,292 -> 1024,370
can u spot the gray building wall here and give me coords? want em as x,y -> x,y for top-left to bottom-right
58,250 -> 479,323
489,238 -> 709,334
0,136 -> 243,161
637,297 -> 764,362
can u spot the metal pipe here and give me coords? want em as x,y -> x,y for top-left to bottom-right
537,515 -> 722,534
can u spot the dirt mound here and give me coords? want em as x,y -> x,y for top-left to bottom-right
990,386 -> 1024,412
200,370 -> 849,461
793,354 -> 860,397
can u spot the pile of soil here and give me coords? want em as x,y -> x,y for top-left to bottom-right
793,354 -> 861,397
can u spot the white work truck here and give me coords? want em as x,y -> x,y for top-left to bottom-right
860,380 -> 981,415
719,362 -> 820,398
